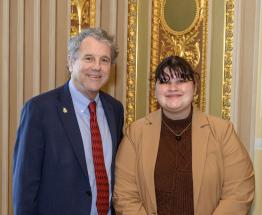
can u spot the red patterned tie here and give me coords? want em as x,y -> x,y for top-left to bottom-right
88,101 -> 109,215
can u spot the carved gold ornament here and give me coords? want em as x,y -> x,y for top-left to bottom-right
126,0 -> 138,125
70,0 -> 96,36
222,0 -> 234,120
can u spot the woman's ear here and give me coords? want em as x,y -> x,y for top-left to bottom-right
194,80 -> 199,95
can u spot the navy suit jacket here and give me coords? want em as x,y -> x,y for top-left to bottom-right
13,82 -> 124,215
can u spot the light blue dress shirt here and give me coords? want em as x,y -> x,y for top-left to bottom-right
69,80 -> 112,215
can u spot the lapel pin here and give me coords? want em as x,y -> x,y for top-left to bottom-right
63,107 -> 68,113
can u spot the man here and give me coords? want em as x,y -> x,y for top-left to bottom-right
13,28 -> 124,215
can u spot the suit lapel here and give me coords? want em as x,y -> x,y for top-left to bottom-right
141,109 -> 162,211
57,83 -> 88,178
192,109 -> 210,210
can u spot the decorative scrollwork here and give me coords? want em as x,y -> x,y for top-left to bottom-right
222,0 -> 234,120
160,32 -> 201,69
126,0 -> 138,125
70,0 -> 96,36
149,0 -> 161,113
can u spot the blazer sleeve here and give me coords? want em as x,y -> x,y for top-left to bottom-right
13,100 -> 45,215
212,121 -> 255,214
113,126 -> 147,215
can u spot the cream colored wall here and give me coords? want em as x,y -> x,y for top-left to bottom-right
253,149 -> 262,214
253,63 -> 262,213
256,51 -> 262,214
236,0 -> 258,154
256,0 -> 262,139
0,1 -> 70,214
253,146 -> 262,214
253,0 -> 262,213
114,0 -> 128,105
0,1 -> 9,214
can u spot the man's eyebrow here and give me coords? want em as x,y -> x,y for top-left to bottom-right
82,54 -> 111,59
82,54 -> 93,57
102,56 -> 111,60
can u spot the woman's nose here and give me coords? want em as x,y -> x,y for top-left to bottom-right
168,80 -> 179,90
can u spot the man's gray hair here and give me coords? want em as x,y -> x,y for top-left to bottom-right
68,28 -> 118,63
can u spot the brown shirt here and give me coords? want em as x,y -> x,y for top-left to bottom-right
154,111 -> 194,215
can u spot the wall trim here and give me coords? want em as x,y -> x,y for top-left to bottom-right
1,0 -> 9,214
255,138 -> 262,150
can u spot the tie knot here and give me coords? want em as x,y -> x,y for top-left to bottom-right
88,101 -> 96,114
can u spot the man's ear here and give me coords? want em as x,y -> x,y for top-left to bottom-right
67,56 -> 73,73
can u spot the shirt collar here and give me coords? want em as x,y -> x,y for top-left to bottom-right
69,79 -> 100,113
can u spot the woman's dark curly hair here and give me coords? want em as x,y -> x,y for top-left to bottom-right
155,55 -> 199,84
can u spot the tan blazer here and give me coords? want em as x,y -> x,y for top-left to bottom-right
113,109 -> 255,215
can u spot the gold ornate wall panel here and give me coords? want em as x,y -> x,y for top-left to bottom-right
149,0 -> 208,112
70,0 -> 96,36
222,0 -> 234,120
126,0 -> 138,125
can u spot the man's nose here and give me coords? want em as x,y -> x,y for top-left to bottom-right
92,59 -> 101,70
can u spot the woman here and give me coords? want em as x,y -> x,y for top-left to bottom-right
113,56 -> 255,215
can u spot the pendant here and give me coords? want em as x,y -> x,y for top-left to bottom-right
176,135 -> 181,141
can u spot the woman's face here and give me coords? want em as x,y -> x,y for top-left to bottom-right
155,67 -> 195,120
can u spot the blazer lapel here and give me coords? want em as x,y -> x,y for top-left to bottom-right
140,108 -> 210,212
57,83 -> 89,178
192,109 -> 210,210
141,109 -> 162,212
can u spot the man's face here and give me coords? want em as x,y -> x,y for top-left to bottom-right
69,36 -> 112,100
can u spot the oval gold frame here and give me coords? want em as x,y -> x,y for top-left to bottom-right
160,0 -> 201,35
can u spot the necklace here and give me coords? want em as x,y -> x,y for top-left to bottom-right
162,119 -> 192,141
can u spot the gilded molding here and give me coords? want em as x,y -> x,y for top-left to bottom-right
150,0 -> 208,112
200,0 -> 208,111
89,0 -> 96,27
70,0 -> 96,36
222,0 -> 234,120
126,0 -> 138,125
149,0 -> 161,113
